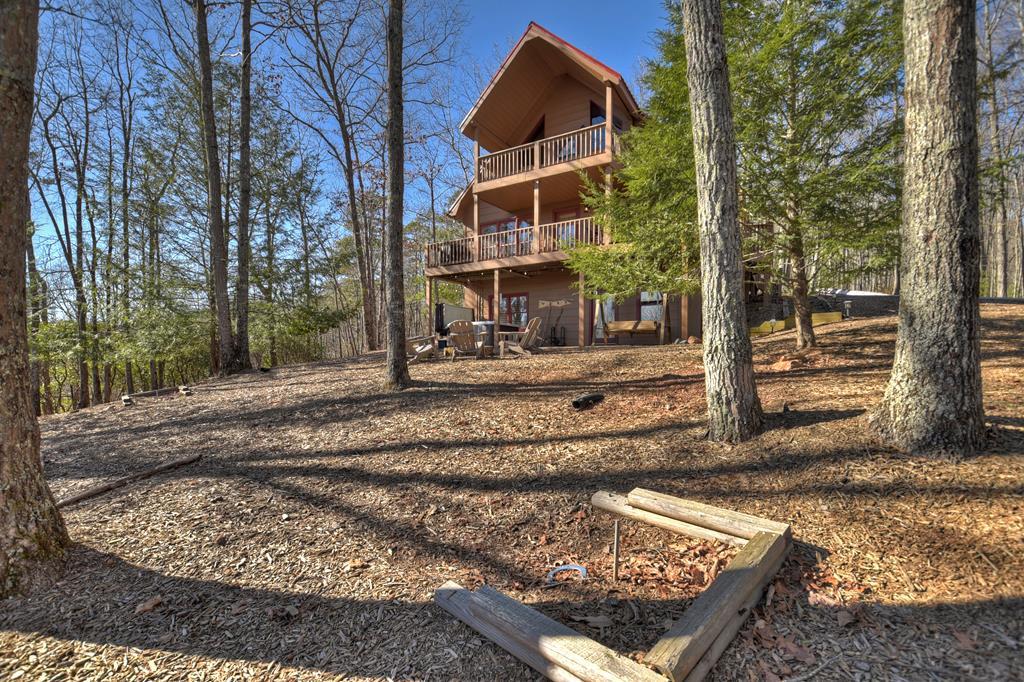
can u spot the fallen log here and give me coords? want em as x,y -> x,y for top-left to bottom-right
56,454 -> 201,509
591,491 -> 745,546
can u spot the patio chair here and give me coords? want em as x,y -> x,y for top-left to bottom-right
406,334 -> 438,364
498,316 -> 542,358
447,320 -> 483,361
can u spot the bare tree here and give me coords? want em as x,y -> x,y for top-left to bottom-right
234,0 -> 254,370
681,0 -> 764,442
276,0 -> 381,352
194,0 -> 236,374
0,0 -> 69,598
869,0 -> 985,458
383,0 -> 410,389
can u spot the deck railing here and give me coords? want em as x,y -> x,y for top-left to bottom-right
426,217 -> 603,268
476,124 -> 611,183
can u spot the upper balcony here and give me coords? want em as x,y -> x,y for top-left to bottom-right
425,216 -> 605,276
475,124 -> 618,192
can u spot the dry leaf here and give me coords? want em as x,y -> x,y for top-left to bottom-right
837,610 -> 857,626
952,630 -> 977,650
135,595 -> 163,614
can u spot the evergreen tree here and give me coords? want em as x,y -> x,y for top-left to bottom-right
730,0 -> 903,348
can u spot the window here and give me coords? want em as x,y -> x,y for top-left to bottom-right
639,292 -> 663,322
590,101 -> 623,131
489,293 -> 529,328
482,217 -> 532,258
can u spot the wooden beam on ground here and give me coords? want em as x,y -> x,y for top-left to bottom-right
627,488 -> 790,541
127,386 -> 180,399
435,581 -> 664,682
436,581 -> 585,682
56,454 -> 202,509
644,531 -> 789,681
591,491 -> 745,546
684,585 -> 766,682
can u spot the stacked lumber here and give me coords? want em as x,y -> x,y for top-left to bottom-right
594,488 -> 792,681
434,488 -> 791,682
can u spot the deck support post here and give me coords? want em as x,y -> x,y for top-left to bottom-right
603,166 -> 612,245
472,123 -> 479,184
473,193 -> 480,259
425,275 -> 433,335
493,268 -> 500,325
578,271 -> 585,349
533,180 -> 541,252
605,81 -> 614,153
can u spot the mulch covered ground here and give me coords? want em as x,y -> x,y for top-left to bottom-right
1,305 -> 1022,681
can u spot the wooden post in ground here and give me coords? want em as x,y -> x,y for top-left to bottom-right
578,271 -> 585,349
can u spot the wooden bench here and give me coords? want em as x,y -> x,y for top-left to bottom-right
603,319 -> 660,343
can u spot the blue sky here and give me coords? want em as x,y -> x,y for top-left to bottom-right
462,0 -> 668,93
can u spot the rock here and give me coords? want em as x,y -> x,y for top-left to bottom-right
687,335 -> 702,344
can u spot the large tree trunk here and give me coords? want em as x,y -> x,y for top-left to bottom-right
869,0 -> 985,459
194,0 -> 234,375
233,0 -> 253,371
681,0 -> 764,442
383,0 -> 410,389
0,0 -> 70,598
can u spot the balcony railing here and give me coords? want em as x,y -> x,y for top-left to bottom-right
476,124 -> 613,183
426,217 -> 604,268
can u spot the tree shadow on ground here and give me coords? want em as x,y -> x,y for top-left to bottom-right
1,544 -> 1019,680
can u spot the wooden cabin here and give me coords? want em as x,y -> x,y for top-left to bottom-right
424,22 -> 703,348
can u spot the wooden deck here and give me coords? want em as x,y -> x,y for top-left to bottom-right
475,124 -> 617,191
425,216 -> 604,275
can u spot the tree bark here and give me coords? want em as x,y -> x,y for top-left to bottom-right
0,0 -> 70,598
383,0 -> 410,389
789,229 -> 816,349
869,0 -> 985,459
681,0 -> 764,442
982,1 -> 1008,298
194,0 -> 235,375
232,0 -> 253,371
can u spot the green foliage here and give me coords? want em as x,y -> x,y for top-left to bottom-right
568,3 -> 700,301
570,0 -> 902,299
728,0 -> 903,285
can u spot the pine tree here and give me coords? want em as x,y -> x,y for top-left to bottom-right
730,0 -> 903,349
